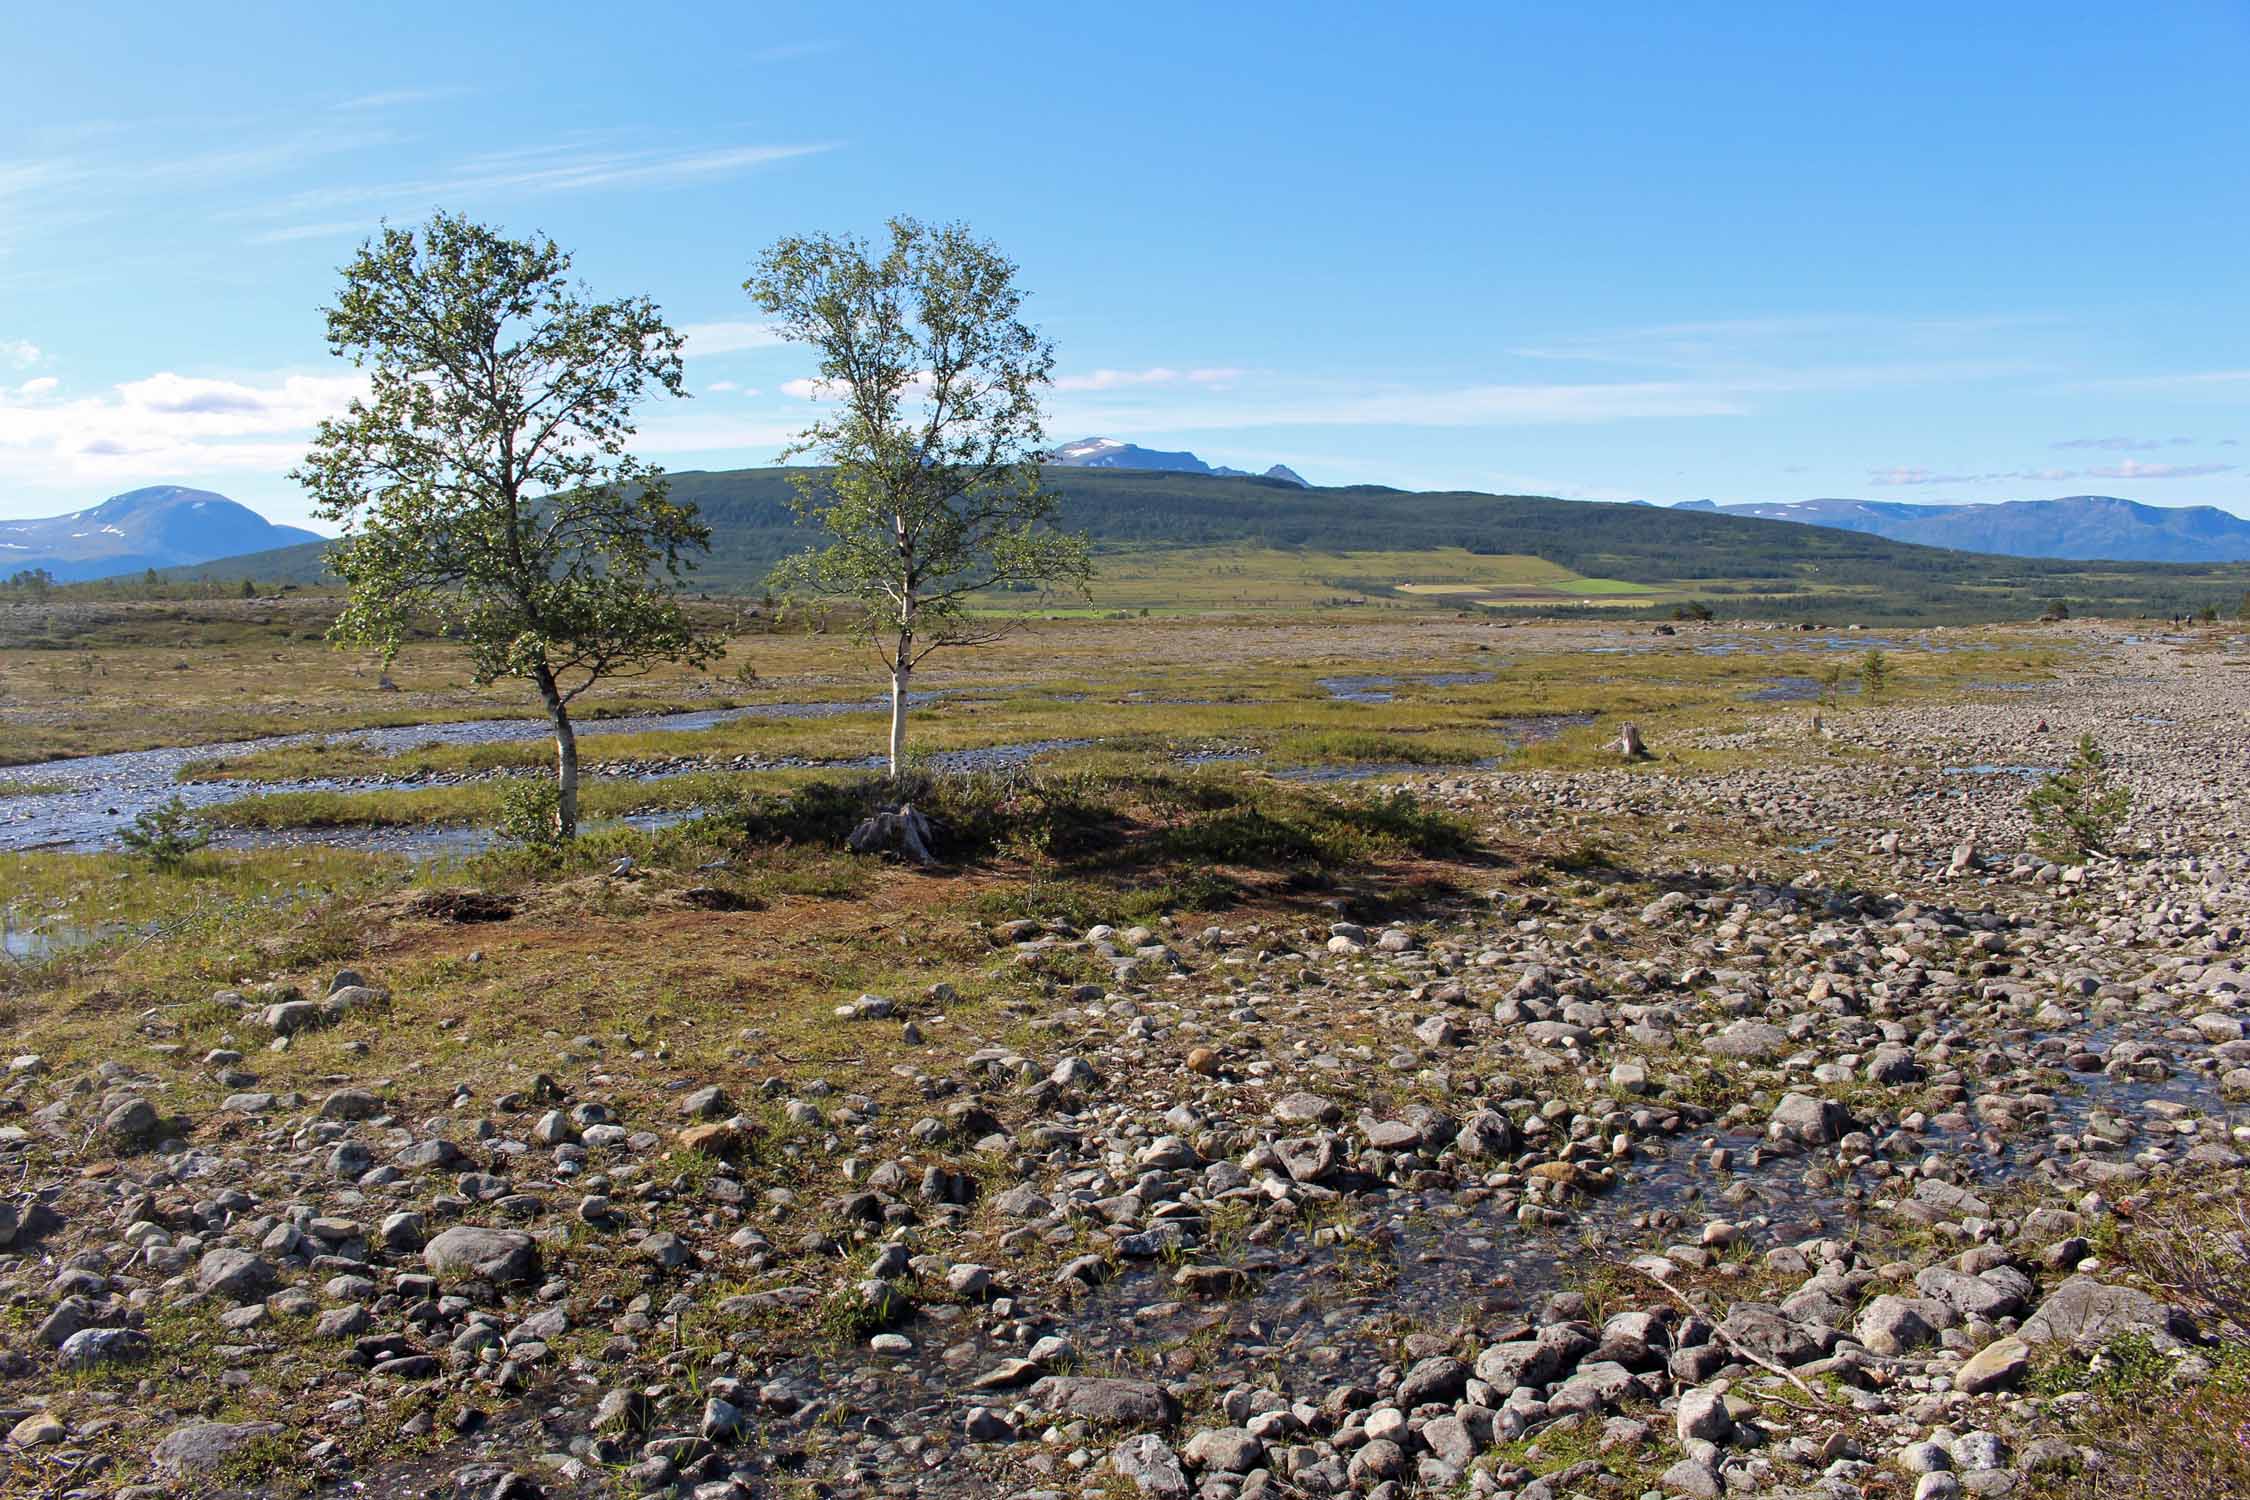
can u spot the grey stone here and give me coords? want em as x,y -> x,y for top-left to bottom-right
1675,1387 -> 1734,1445
1027,1376 -> 1177,1427
2020,1275 -> 2196,1351
1111,1433 -> 1189,1498
1855,1294 -> 1940,1355
56,1326 -> 151,1370
1955,1336 -> 2030,1394
423,1225 -> 540,1284
1182,1426 -> 1263,1473
195,1248 -> 277,1302
153,1421 -> 287,1475
1661,1457 -> 1723,1498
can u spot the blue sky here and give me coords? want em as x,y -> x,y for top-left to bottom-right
6,0 -> 2250,527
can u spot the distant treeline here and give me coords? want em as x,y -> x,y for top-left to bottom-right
139,466 -> 2250,625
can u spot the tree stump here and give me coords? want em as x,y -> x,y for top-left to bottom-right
847,805 -> 936,866
1615,722 -> 1654,761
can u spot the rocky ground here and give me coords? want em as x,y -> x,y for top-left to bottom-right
2,629 -> 2246,1499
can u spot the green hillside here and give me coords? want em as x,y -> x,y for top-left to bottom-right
157,466 -> 2250,623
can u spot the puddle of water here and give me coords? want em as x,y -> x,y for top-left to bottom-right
0,692 -> 962,855
1,915 -> 132,962
200,740 -> 1101,861
1747,677 -> 1861,704
1315,672 -> 1496,703
1942,764 -> 2056,780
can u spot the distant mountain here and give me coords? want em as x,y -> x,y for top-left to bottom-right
1674,495 -> 2250,563
168,465 -> 2250,628
0,486 -> 324,581
1047,436 -> 1307,486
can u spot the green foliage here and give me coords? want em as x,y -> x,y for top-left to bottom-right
294,212 -> 723,835
1673,599 -> 1714,621
2030,1333 -> 2175,1400
747,218 -> 1091,773
1816,661 -> 1848,707
494,777 -> 564,847
1858,648 -> 1889,696
2027,732 -> 2131,861
116,795 -> 210,873
5,567 -> 56,600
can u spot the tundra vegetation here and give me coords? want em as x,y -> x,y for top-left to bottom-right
2,606 -> 2248,1498
4,216 -> 2250,1500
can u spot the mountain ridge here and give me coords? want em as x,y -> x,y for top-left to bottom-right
1674,494 -> 2250,563
1,486 -> 323,581
143,466 -> 2250,625
1048,436 -> 1307,486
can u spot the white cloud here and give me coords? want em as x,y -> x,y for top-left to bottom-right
1508,314 -> 2055,373
2075,369 -> 2250,394
0,368 -> 366,485
246,220 -> 379,245
778,371 -> 938,403
1057,377 -> 1750,432
331,87 -> 467,111
706,380 -> 739,393
14,376 -> 57,397
1,339 -> 39,368
1870,459 -> 2234,487
2086,460 -> 2235,480
2052,435 -> 2166,451
240,142 -> 834,233
1053,366 -> 1247,392
680,321 -> 786,356
1869,466 -> 1968,487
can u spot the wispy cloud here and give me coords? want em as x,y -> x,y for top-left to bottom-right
245,220 -> 381,245
680,321 -> 787,356
1053,366 -> 1246,392
2071,369 -> 2250,395
1054,376 -> 1751,432
2050,435 -> 2199,451
1,339 -> 40,369
5,118 -> 834,256
2086,460 -> 2235,480
331,87 -> 466,111
1870,466 -> 1979,486
1872,460 -> 2231,486
2053,435 -> 2161,451
1508,313 -> 2056,374
241,141 -> 834,231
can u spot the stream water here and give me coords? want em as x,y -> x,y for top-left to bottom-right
0,670 -> 1596,855
0,693 -> 940,855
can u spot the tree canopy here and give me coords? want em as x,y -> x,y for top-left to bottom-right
295,211 -> 720,835
747,217 -> 1090,775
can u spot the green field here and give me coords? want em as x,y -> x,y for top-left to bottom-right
1019,546 -> 1678,613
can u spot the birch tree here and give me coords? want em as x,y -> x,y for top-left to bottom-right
295,212 -> 719,837
746,217 -> 1090,777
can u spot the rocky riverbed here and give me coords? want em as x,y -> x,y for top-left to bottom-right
1,633 -> 2246,1498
